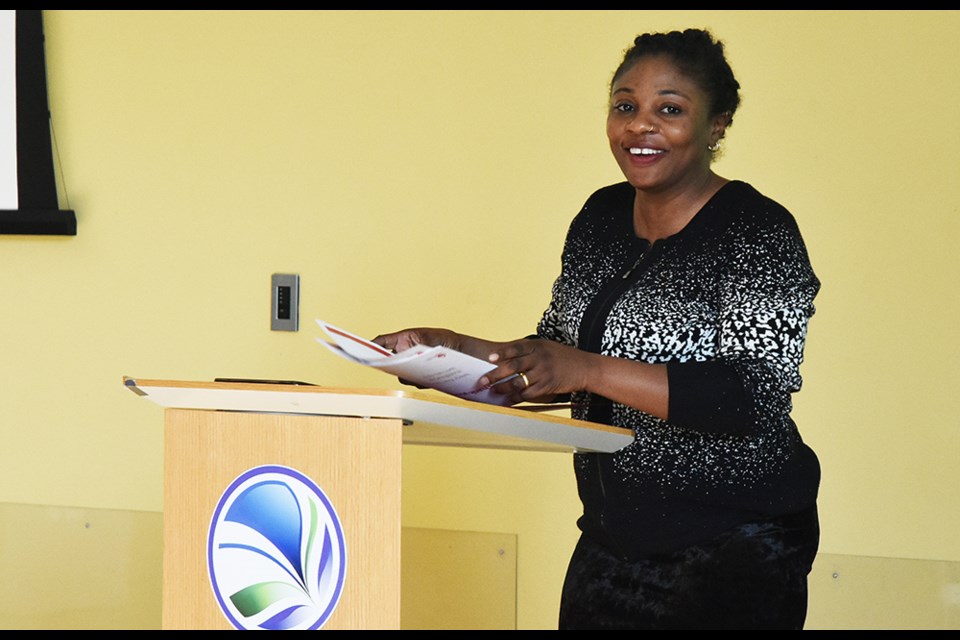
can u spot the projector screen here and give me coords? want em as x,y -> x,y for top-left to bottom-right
0,9 -> 76,235
1,10 -> 18,209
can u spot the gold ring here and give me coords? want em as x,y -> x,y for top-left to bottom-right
518,372 -> 530,389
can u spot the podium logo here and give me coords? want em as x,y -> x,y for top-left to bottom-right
207,465 -> 347,630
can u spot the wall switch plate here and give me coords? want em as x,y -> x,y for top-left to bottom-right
271,273 -> 299,331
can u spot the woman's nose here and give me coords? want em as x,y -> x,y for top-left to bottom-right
626,116 -> 657,135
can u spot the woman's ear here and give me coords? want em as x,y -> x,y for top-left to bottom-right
711,111 -> 732,145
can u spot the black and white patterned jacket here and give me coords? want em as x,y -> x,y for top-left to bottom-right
537,180 -> 821,558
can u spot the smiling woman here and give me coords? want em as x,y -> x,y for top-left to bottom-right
0,9 -> 75,235
372,27 -> 822,630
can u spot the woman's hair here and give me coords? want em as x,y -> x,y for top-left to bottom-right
611,28 -> 741,125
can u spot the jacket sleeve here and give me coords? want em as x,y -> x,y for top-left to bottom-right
667,207 -> 820,437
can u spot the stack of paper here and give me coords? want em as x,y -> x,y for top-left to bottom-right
316,320 -> 512,406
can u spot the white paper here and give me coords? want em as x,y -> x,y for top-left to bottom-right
316,319 -> 512,406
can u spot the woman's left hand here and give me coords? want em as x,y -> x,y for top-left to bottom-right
479,338 -> 594,404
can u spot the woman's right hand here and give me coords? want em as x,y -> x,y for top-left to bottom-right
373,327 -> 463,355
372,327 -> 466,390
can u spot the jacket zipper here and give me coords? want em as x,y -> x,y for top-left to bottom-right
580,240 -> 653,543
621,250 -> 649,279
581,242 -> 652,350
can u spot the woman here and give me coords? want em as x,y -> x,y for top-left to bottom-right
375,28 -> 821,629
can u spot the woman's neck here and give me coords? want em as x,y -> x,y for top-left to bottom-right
633,172 -> 728,242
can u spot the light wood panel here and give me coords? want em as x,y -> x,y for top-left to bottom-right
162,409 -> 402,630
401,527 -> 517,630
807,552 -> 960,630
0,502 -> 162,629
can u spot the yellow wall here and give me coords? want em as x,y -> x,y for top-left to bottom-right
1,10 -> 958,629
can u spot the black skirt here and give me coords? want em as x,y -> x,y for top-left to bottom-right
558,506 -> 820,630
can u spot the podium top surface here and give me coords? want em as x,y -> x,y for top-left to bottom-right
124,377 -> 634,454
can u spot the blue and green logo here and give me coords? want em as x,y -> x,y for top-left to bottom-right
207,465 -> 346,630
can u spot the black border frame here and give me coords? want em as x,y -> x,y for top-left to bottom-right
0,9 -> 75,236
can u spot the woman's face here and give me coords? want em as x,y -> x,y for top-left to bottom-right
607,55 -> 724,193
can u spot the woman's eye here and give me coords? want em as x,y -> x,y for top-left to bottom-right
612,102 -> 635,113
660,104 -> 682,116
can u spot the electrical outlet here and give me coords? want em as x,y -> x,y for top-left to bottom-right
271,273 -> 299,331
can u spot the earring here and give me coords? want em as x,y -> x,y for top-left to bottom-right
707,141 -> 721,152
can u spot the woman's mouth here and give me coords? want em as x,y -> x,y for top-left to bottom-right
628,147 -> 664,156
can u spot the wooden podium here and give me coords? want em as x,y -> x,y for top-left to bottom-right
124,377 -> 633,630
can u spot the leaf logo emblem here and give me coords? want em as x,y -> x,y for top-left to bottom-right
207,465 -> 347,630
